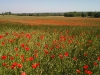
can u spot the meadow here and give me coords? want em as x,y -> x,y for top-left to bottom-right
0,16 -> 100,75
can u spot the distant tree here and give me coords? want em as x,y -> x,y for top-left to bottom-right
94,12 -> 100,18
81,12 -> 87,17
87,12 -> 94,17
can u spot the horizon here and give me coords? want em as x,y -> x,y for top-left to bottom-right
0,0 -> 100,13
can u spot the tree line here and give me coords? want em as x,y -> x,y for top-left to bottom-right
64,12 -> 100,18
1,11 -> 100,18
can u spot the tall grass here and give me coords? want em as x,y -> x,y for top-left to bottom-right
0,22 -> 100,75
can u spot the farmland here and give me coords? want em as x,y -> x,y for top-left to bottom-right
0,16 -> 100,26
0,16 -> 100,75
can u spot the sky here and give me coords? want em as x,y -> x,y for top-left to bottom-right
0,0 -> 100,13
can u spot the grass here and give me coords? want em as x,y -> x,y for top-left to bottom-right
0,22 -> 100,75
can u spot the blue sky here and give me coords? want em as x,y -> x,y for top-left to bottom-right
0,0 -> 100,13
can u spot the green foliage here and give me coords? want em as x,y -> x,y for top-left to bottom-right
0,22 -> 100,75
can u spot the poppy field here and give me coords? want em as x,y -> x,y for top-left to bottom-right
0,22 -> 100,75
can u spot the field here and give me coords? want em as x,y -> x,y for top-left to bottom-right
0,16 -> 100,75
0,15 -> 100,26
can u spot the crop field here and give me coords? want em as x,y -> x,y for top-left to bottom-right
0,16 -> 100,75
0,16 -> 100,26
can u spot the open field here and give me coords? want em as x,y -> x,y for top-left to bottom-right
0,15 -> 100,26
0,22 -> 100,75
0,16 -> 100,75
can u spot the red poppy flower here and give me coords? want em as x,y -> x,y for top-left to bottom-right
64,52 -> 69,57
26,33 -> 32,39
21,44 -> 25,48
12,62 -> 18,67
94,62 -> 98,66
21,72 -> 27,75
29,57 -> 34,61
21,55 -> 24,59
34,53 -> 38,58
1,55 -> 7,60
84,53 -> 88,57
11,66 -> 15,69
10,56 -> 14,60
68,39 -> 73,44
40,35 -> 45,40
73,57 -> 77,61
25,47 -> 30,51
37,42 -> 40,46
17,63 -> 23,68
15,54 -> 18,56
59,54 -> 63,59
0,35 -> 4,39
60,36 -> 66,41
88,40 -> 92,43
14,48 -> 18,51
32,63 -> 40,68
84,65 -> 89,69
56,45 -> 60,49
45,44 -> 49,48
85,70 -> 92,75
51,54 -> 55,58
98,57 -> 100,61
2,62 -> 7,66
76,69 -> 81,74
44,50 -> 49,55
2,42 -> 5,46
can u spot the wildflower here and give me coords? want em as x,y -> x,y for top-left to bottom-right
34,50 -> 38,53
76,69 -> 81,74
45,44 -> 49,48
37,42 -> 40,46
17,63 -> 23,68
60,36 -> 66,41
34,53 -> 38,58
84,53 -> 88,57
85,70 -> 92,75
94,62 -> 98,66
14,48 -> 18,51
59,54 -> 63,59
56,45 -> 60,49
68,39 -> 73,44
84,65 -> 89,69
40,35 -> 44,40
21,72 -> 27,75
11,66 -> 15,69
26,33 -> 32,39
15,54 -> 18,56
10,56 -> 14,60
2,42 -> 5,46
25,47 -> 30,51
98,57 -> 100,61
51,54 -> 55,58
12,62 -> 18,67
2,62 -> 7,66
64,52 -> 69,57
44,49 -> 49,55
88,40 -> 92,43
73,57 -> 77,61
1,55 -> 7,60
21,55 -> 24,59
29,57 -> 34,61
0,35 -> 4,39
32,63 -> 40,68
21,44 -> 25,48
